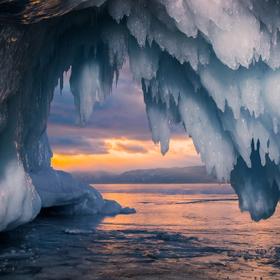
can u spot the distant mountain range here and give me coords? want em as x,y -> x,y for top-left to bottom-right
73,166 -> 218,184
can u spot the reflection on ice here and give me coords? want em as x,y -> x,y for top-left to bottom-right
1,184 -> 280,279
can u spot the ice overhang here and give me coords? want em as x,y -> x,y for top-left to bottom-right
0,1 -> 280,227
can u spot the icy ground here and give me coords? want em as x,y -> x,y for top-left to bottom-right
2,0 -> 280,230
1,184 -> 280,280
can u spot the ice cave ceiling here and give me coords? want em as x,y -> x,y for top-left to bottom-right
1,0 -> 280,230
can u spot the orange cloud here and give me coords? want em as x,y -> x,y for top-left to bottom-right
51,137 -> 201,172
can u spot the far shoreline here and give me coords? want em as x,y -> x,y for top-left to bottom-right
90,182 -> 229,185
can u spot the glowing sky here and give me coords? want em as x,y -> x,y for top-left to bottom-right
48,66 -> 201,173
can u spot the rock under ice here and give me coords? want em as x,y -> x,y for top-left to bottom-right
0,0 -> 280,230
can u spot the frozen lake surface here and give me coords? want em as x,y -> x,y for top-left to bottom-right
1,183 -> 280,279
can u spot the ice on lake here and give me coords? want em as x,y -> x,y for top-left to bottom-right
0,183 -> 280,279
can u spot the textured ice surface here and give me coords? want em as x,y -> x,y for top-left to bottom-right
0,160 -> 41,231
1,0 -> 280,229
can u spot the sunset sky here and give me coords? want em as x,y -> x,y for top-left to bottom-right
48,66 -> 201,173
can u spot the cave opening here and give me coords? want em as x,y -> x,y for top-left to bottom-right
47,64 -> 201,176
1,1 -> 280,232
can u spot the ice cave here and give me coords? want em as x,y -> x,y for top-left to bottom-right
1,0 -> 280,231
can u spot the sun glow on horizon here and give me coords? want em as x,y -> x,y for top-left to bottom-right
51,137 -> 201,172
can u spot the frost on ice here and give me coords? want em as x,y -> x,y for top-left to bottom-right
1,0 -> 280,229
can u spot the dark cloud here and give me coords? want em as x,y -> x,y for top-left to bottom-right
48,89 -> 77,126
48,70 -> 152,143
50,136 -> 108,155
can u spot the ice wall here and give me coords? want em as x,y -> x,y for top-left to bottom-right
1,0 -> 280,229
